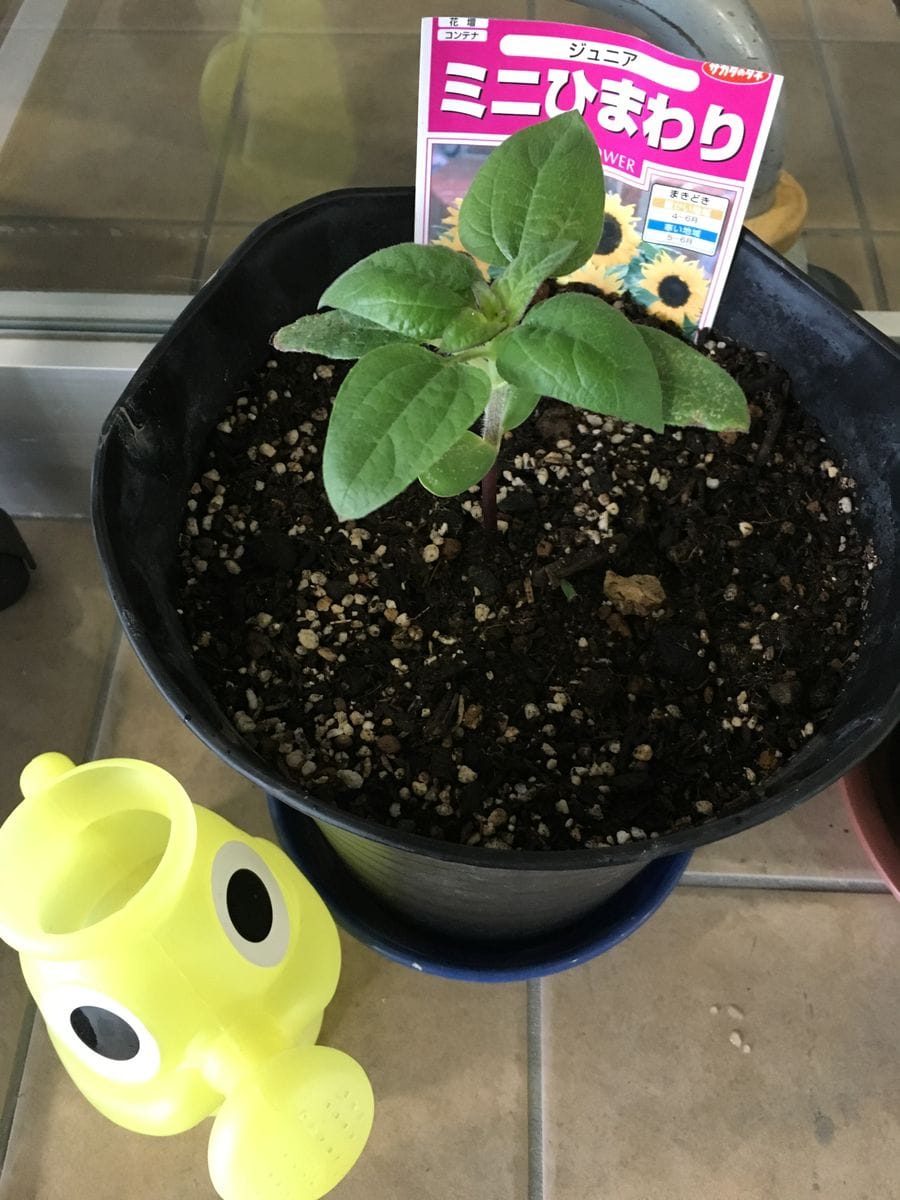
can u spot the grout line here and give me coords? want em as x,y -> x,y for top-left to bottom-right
6,512 -> 90,519
0,1002 -> 36,1180
189,4 -> 261,290
59,24 -> 245,34
679,873 -> 888,893
8,512 -> 90,522
800,11 -> 890,308
526,978 -> 544,1200
0,624 -> 124,1177
804,226 -> 900,237
0,215 -> 206,231
82,626 -> 124,760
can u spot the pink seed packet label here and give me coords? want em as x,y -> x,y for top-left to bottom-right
415,16 -> 782,332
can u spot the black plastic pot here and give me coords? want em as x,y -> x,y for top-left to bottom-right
93,188 -> 900,944
267,797 -> 691,981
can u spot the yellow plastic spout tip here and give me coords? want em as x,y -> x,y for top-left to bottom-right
208,1045 -> 374,1200
19,753 -> 76,799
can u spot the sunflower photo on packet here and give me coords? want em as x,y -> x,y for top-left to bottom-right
418,16 -> 782,334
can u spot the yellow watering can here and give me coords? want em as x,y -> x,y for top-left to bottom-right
0,753 -> 374,1200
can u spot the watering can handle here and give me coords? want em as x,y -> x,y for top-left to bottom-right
20,753 -> 76,800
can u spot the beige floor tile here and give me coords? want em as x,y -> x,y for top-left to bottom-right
776,41 -> 860,229
0,32 -> 222,222
751,0 -> 811,41
0,218 -> 202,292
322,933 -> 529,1200
0,1022 -> 214,1200
811,0 -> 900,40
0,519 -> 117,1131
0,521 -> 116,822
93,638 -> 270,836
544,888 -> 900,1200
823,42 -> 900,231
212,33 -> 420,223
199,222 -> 258,283
803,230 -> 879,308
0,956 -> 29,1137
686,782 -> 881,885
874,233 -> 900,307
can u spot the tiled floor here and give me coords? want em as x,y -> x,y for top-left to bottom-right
0,0 -> 896,300
0,2 -> 897,1193
543,889 -> 900,1199
0,519 -> 895,1199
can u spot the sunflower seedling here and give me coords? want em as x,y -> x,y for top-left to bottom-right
273,111 -> 749,525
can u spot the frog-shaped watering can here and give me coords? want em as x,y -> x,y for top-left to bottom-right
0,753 -> 374,1200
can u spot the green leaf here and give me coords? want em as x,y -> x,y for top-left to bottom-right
320,244 -> 483,341
636,326 -> 750,432
439,306 -> 507,353
494,240 -> 578,322
458,112 -> 604,278
495,293 -> 664,432
502,385 -> 541,431
322,345 -> 491,520
419,431 -> 497,496
472,279 -> 505,321
271,310 -> 413,358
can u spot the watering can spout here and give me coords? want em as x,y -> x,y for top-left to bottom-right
207,1043 -> 374,1200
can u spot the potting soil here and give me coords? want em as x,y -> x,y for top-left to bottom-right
177,291 -> 874,851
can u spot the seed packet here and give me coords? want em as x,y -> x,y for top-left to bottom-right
416,17 -> 783,331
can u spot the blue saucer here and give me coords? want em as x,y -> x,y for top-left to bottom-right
268,798 -> 690,982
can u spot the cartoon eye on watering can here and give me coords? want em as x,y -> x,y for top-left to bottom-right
0,753 -> 374,1200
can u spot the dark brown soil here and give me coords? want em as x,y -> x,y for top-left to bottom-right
177,290 -> 875,851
